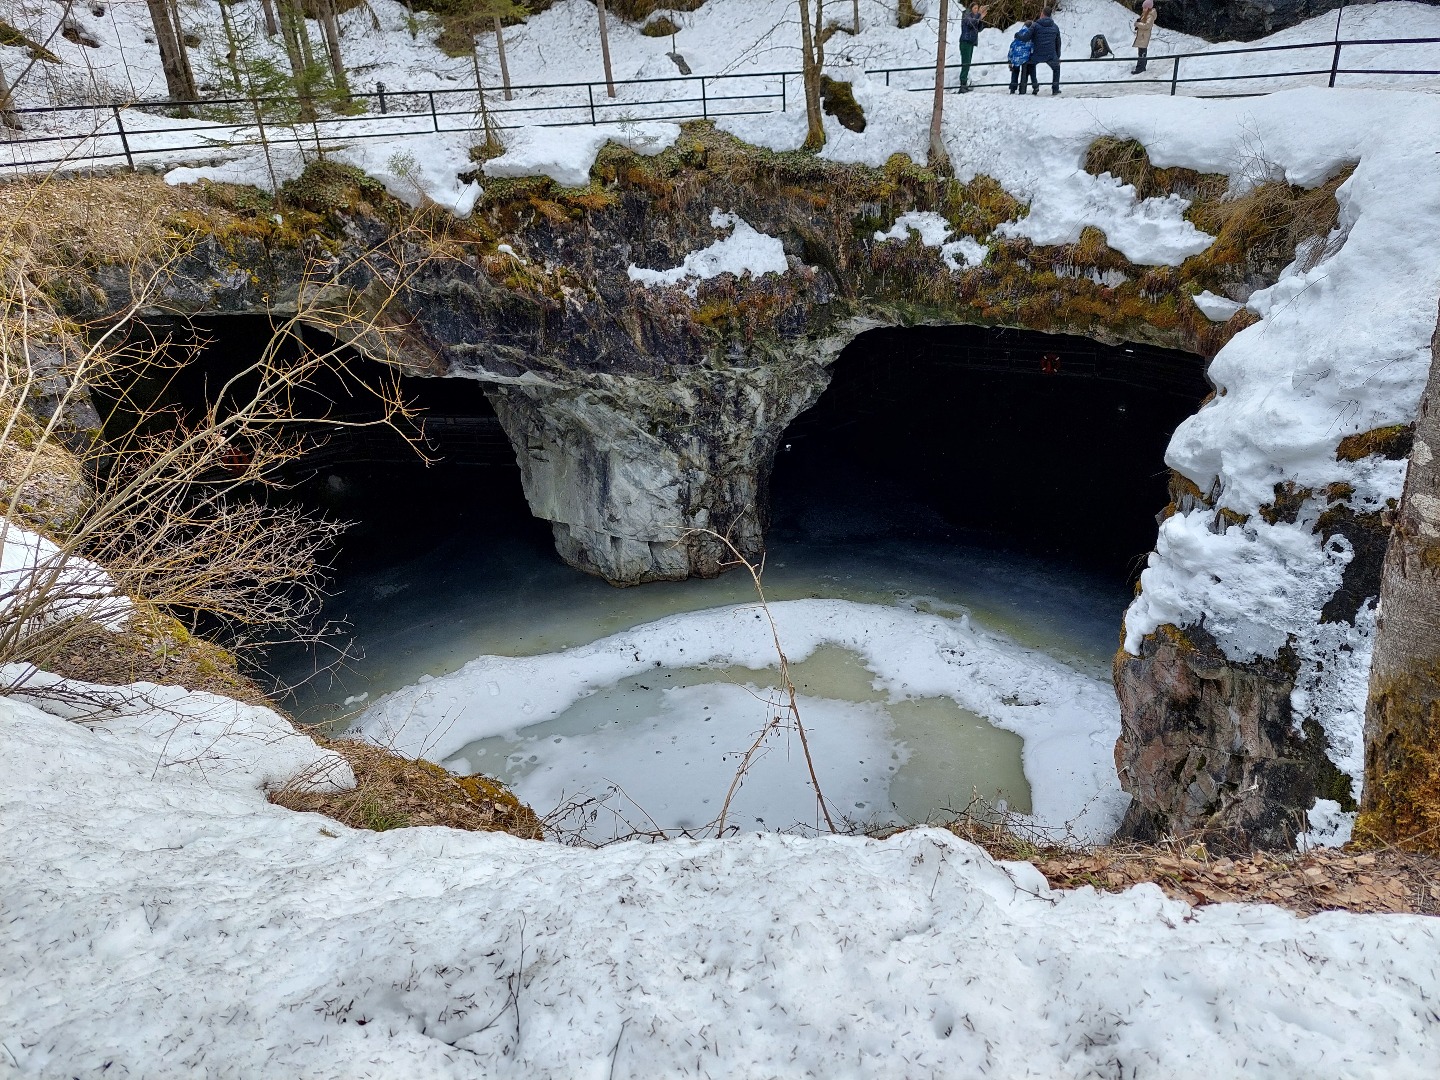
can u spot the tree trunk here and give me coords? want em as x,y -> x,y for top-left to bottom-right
261,0 -> 279,36
278,1 -> 316,120
0,61 -> 21,131
317,0 -> 350,97
219,1 -> 244,95
596,0 -> 616,98
494,17 -> 512,100
1357,302 -> 1440,851
928,0 -> 950,171
797,0 -> 825,150
165,0 -> 198,96
143,0 -> 197,105
853,0 -> 861,33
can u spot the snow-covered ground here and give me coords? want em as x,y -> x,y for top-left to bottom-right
5,680 -> 1440,1078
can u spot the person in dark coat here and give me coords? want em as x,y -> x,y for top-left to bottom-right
1009,23 -> 1038,95
958,4 -> 988,93
1029,7 -> 1063,95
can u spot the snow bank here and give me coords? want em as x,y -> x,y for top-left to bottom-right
357,598 -> 1126,842
4,683 -> 1440,1078
483,121 -> 680,187
628,209 -> 789,290
0,522 -> 131,632
2,666 -> 354,794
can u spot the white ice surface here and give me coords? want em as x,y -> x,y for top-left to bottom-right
628,208 -> 789,289
357,598 -> 1126,843
5,683 -> 1440,1078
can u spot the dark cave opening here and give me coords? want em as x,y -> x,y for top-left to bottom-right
770,324 -> 1211,583
110,314 -> 547,582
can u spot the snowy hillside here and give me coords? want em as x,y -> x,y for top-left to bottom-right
4,679 -> 1440,1077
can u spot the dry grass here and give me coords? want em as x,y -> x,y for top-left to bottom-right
933,817 -> 1440,916
0,172 -> 216,264
38,610 -> 278,708
271,737 -> 544,839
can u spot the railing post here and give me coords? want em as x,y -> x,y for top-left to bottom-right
587,84 -> 597,124
428,91 -> 438,132
781,73 -> 786,113
1170,55 -> 1180,95
886,69 -> 891,87
700,76 -> 707,119
377,82 -> 387,114
1328,40 -> 1342,87
112,104 -> 134,170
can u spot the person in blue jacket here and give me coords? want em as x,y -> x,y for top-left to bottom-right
958,4 -> 988,93
1008,23 -> 1038,95
1029,6 -> 1063,95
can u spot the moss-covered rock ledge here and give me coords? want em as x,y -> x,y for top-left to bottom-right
52,124 -> 1345,585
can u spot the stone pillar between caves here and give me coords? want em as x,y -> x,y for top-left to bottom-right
484,359 -> 830,585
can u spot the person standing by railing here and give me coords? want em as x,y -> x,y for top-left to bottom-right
1132,0 -> 1158,74
1009,22 -> 1038,95
957,4 -> 988,93
1030,6 -> 1063,95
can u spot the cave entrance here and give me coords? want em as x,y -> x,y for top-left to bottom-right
771,323 -> 1210,583
107,314 -> 554,723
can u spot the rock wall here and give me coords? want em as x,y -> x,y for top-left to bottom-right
484,358 -> 830,583
1114,625 -> 1354,849
1158,0 -> 1436,42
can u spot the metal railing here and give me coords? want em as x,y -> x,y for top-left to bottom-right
2,34 -> 1436,173
867,34 -> 1440,95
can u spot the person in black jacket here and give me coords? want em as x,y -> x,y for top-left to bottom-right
1029,7 -> 1063,95
958,4 -> 988,93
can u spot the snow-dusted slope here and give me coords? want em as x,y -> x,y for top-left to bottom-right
4,683 -> 1440,1078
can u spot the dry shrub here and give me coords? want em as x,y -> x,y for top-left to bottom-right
1190,166 -> 1354,282
640,15 -> 681,37
271,738 -> 543,839
610,0 -> 706,22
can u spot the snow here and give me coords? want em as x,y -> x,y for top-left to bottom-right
874,210 -> 989,269
0,522 -> 131,632
628,208 -> 789,290
1299,797 -> 1358,850
1191,289 -> 1245,321
358,598 -> 1126,843
1122,514 -> 1354,661
5,681 -> 1440,1077
482,121 -> 680,187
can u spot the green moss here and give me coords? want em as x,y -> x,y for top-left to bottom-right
1336,423 -> 1415,462
0,20 -> 60,62
819,76 -> 866,133
1354,662 -> 1440,851
279,160 -> 388,215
